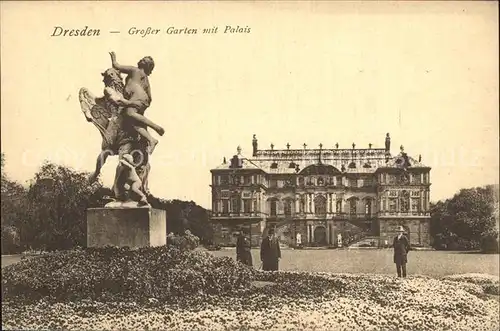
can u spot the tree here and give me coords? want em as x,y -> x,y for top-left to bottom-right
1,153 -> 28,253
20,162 -> 105,251
431,185 -> 499,252
148,196 -> 213,245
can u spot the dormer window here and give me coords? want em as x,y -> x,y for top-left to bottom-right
348,161 -> 356,169
271,162 -> 278,169
363,161 -> 372,168
288,162 -> 296,168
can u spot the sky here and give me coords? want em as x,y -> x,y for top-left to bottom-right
1,1 -> 498,209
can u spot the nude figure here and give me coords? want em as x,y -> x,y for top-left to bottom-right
109,51 -> 164,154
117,154 -> 149,206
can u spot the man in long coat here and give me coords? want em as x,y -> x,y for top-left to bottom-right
236,228 -> 253,267
393,226 -> 411,277
260,228 -> 281,271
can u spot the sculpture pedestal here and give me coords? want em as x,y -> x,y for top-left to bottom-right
86,207 -> 166,248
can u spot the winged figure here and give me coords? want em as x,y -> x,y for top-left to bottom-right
78,68 -> 151,205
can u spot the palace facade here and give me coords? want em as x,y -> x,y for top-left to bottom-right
209,134 -> 431,248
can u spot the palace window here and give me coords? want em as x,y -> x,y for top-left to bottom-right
243,200 -> 252,213
400,190 -> 410,212
411,173 -> 421,184
306,177 -> 314,186
243,175 -> 252,185
349,200 -> 357,215
365,200 -> 372,216
298,177 -> 305,187
300,196 -> 305,212
399,172 -> 410,185
317,177 -> 324,186
231,197 -> 240,213
314,195 -> 327,215
284,200 -> 292,216
222,200 -> 229,214
349,179 -> 357,188
230,175 -> 241,185
411,198 -> 420,213
269,179 -> 277,188
336,176 -> 343,186
389,198 -> 397,212
388,175 -> 396,184
220,175 -> 229,185
270,200 -> 277,216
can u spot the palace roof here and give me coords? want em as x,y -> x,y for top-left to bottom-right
212,137 -> 430,174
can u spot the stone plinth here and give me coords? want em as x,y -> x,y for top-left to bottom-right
87,207 -> 166,248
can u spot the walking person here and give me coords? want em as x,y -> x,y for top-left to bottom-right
236,228 -> 253,267
260,228 -> 281,271
393,226 -> 411,278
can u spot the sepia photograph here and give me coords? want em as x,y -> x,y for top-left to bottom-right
1,1 -> 499,330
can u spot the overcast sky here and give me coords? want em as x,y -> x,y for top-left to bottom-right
1,1 -> 498,209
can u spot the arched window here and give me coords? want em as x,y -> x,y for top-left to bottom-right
365,199 -> 372,217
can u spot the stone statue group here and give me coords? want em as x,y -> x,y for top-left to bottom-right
79,52 -> 164,207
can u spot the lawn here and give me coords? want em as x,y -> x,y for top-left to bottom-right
210,248 -> 500,277
3,248 -> 499,277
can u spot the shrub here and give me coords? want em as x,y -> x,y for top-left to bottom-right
167,230 -> 200,251
1,245 -> 254,304
480,230 -> 499,253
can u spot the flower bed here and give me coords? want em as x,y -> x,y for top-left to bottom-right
2,243 -> 499,331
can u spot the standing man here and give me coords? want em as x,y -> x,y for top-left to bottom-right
260,228 -> 281,271
393,226 -> 411,277
236,227 -> 253,267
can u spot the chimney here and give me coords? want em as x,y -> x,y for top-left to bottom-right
252,134 -> 258,156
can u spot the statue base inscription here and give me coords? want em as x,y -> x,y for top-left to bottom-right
87,207 -> 166,248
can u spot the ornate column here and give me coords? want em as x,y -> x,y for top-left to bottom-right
306,224 -> 310,243
311,194 -> 315,213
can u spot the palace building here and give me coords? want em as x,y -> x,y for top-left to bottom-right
209,133 -> 431,248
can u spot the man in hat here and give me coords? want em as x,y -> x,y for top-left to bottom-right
393,226 -> 411,277
260,227 -> 281,271
236,227 -> 253,267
